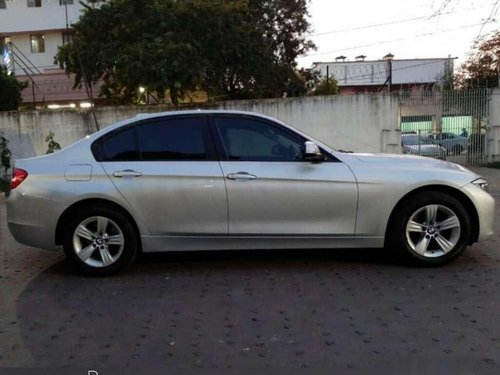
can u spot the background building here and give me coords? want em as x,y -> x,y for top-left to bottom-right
312,54 -> 454,94
0,0 -> 99,107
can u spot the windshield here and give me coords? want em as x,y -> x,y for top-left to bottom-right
402,135 -> 433,146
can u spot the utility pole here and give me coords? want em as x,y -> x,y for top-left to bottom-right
64,0 -> 69,31
497,51 -> 500,88
387,59 -> 392,92
326,65 -> 330,95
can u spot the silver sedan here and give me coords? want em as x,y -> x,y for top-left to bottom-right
402,134 -> 447,160
6,111 -> 495,276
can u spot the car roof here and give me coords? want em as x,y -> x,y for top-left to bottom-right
93,110 -> 282,137
81,109 -> 339,156
133,109 -> 273,121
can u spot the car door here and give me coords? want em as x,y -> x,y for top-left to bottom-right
97,115 -> 227,236
211,115 -> 358,236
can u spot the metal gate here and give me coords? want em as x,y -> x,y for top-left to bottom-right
400,89 -> 490,165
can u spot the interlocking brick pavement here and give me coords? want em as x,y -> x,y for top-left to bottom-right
1,167 -> 499,371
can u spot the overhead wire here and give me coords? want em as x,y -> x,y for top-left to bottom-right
308,3 -> 495,37
306,21 -> 496,58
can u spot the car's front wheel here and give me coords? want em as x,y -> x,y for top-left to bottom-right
387,191 -> 472,266
63,206 -> 138,276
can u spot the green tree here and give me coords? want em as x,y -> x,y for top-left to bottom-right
45,131 -> 62,154
55,0 -> 315,103
0,65 -> 27,111
0,135 -> 12,180
455,31 -> 500,89
310,78 -> 339,96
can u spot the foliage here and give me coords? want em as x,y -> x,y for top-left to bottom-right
0,134 -> 12,180
486,161 -> 500,169
45,131 -> 61,154
435,58 -> 455,91
455,31 -> 500,89
310,78 -> 339,96
0,65 -> 28,111
0,179 -> 9,193
55,0 -> 315,103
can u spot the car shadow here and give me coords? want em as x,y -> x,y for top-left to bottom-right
137,247 -> 399,266
43,247 -> 402,278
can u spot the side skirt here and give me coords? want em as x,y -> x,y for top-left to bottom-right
141,235 -> 385,252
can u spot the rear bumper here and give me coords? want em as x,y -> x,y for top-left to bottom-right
7,222 -> 58,250
6,189 -> 65,250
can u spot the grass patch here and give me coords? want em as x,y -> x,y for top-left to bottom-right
486,162 -> 500,169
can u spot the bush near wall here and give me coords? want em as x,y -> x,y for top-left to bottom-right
0,179 -> 9,194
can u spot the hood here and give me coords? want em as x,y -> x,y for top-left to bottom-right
350,152 -> 474,173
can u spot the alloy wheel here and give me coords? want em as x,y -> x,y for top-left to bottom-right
72,216 -> 125,268
405,204 -> 461,258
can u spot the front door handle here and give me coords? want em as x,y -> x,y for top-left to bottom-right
226,172 -> 257,181
113,169 -> 143,178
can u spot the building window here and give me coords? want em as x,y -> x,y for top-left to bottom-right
27,0 -> 42,7
62,32 -> 74,45
60,0 -> 73,5
0,0 -> 6,9
30,34 -> 45,53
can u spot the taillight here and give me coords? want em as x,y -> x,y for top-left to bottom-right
10,168 -> 28,190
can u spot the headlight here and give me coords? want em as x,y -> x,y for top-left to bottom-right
472,178 -> 489,192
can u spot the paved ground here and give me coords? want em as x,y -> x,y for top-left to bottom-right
1,167 -> 500,371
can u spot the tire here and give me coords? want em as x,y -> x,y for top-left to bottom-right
386,191 -> 472,266
63,205 -> 138,276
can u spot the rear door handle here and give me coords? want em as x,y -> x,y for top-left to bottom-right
113,169 -> 143,178
226,172 -> 257,180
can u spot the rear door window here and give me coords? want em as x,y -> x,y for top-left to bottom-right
94,116 -> 212,162
98,127 -> 139,162
137,117 -> 207,161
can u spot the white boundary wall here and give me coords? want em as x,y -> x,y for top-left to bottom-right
488,89 -> 500,162
0,94 -> 402,159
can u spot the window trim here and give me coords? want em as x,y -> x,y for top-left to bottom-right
30,34 -> 45,53
27,0 -> 42,7
208,114 -> 337,163
92,115 -> 217,162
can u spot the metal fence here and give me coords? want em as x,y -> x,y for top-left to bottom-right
399,89 -> 490,165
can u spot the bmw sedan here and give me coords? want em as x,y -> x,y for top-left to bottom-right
6,111 -> 495,276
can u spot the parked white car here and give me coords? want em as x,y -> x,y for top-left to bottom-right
6,111 -> 495,276
402,134 -> 447,159
426,132 -> 469,155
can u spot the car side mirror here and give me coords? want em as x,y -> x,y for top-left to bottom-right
304,141 -> 324,162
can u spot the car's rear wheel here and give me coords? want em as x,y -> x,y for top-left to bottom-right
387,191 -> 471,266
63,206 -> 138,276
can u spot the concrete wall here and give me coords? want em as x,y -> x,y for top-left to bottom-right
488,88 -> 500,163
214,95 -> 401,154
0,94 -> 402,160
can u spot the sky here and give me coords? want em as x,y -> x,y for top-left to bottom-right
297,0 -> 500,68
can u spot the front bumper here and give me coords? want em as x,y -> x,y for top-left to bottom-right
460,182 -> 495,242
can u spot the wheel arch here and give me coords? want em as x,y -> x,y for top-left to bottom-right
55,198 -> 143,251
385,184 -> 480,246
